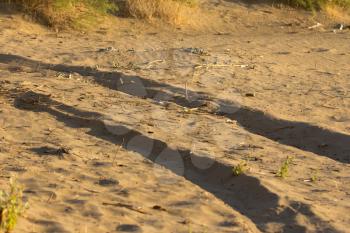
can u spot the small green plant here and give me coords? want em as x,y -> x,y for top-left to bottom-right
276,156 -> 293,179
232,162 -> 248,176
188,224 -> 192,233
0,178 -> 27,233
310,170 -> 319,182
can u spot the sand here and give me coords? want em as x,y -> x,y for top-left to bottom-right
0,1 -> 350,232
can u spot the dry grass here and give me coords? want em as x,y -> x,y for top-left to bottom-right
7,0 -> 348,29
125,0 -> 199,26
324,5 -> 350,22
4,0 -> 200,28
286,0 -> 350,11
5,0 -> 117,29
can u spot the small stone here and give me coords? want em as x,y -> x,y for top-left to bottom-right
152,205 -> 167,211
179,219 -> 191,225
245,93 -> 255,97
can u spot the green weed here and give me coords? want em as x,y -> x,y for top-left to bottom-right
0,178 -> 28,233
310,170 -> 319,182
232,162 -> 248,176
276,156 -> 293,179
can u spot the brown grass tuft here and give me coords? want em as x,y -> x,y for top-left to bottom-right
5,0 -> 204,29
5,0 -> 117,29
125,0 -> 200,26
324,5 -> 350,23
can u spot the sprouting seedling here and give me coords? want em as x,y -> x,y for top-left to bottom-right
232,161 -> 248,176
112,60 -> 119,69
276,156 -> 293,178
0,177 -> 28,233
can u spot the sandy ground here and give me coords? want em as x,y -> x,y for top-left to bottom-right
0,1 -> 350,232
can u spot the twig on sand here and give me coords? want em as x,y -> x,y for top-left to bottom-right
320,105 -> 339,109
112,139 -> 124,166
191,63 -> 231,83
194,64 -> 232,70
308,23 -> 322,29
185,81 -> 189,100
102,202 -> 147,214
144,59 -> 164,69
84,188 -> 100,193
321,91 -> 350,99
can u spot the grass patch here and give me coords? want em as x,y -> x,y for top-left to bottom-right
0,178 -> 27,233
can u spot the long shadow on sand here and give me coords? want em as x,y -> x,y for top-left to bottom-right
1,53 -> 349,164
12,90 -> 339,233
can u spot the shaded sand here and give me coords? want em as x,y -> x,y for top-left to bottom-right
1,1 -> 350,232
